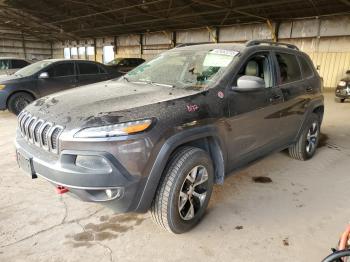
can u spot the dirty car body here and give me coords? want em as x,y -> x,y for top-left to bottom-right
15,42 -> 324,233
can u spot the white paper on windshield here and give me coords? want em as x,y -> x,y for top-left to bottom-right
203,49 -> 239,67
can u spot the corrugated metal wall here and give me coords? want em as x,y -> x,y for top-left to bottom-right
309,52 -> 350,88
52,15 -> 350,89
0,26 -> 52,60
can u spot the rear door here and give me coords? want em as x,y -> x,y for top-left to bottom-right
225,50 -> 284,168
273,51 -> 307,143
37,61 -> 77,97
76,61 -> 106,86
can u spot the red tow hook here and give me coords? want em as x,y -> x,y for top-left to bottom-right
56,185 -> 69,194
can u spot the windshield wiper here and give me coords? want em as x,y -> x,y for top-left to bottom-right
130,79 -> 173,88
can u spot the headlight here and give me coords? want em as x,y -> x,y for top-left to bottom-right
338,81 -> 347,87
74,119 -> 153,138
0,84 -> 6,90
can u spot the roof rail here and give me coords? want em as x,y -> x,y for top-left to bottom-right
246,40 -> 299,51
175,42 -> 211,48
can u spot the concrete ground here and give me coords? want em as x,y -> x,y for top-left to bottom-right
1,92 -> 350,262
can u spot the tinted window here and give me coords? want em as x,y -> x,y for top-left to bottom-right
11,59 -> 29,69
276,53 -> 302,84
47,62 -> 75,77
99,66 -> 107,74
299,56 -> 313,78
78,62 -> 99,75
0,59 -> 10,70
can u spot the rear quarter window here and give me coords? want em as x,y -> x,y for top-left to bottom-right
299,56 -> 314,78
276,52 -> 302,84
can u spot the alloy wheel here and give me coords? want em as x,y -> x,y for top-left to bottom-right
178,165 -> 209,221
306,122 -> 318,154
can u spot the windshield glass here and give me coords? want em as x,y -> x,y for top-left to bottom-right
122,49 -> 239,89
15,60 -> 55,77
107,58 -> 123,65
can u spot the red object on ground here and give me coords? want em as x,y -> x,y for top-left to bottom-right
56,185 -> 69,194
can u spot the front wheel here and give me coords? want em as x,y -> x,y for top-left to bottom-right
150,147 -> 214,234
289,113 -> 320,160
7,92 -> 34,115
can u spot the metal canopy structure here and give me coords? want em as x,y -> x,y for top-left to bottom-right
0,0 -> 349,41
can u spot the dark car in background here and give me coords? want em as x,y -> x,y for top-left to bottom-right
15,41 -> 324,233
0,57 -> 31,75
335,70 -> 350,102
0,59 -> 119,114
106,57 -> 145,75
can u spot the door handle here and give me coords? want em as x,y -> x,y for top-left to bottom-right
269,94 -> 281,102
306,86 -> 313,92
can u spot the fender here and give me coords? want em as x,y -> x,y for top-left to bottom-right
134,125 -> 226,212
294,95 -> 324,142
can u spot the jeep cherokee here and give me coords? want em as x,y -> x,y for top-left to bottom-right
15,40 -> 324,233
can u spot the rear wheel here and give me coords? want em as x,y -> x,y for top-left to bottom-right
150,147 -> 214,234
8,92 -> 34,115
340,98 -> 345,103
289,113 -> 320,160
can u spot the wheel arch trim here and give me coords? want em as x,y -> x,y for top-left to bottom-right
134,125 -> 225,212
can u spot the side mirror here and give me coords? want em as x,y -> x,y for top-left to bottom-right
234,75 -> 265,91
38,72 -> 49,79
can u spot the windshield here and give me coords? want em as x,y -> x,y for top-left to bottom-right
107,58 -> 123,65
15,60 -> 55,77
121,49 -> 238,89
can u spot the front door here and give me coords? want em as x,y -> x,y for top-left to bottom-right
37,61 -> 77,97
225,51 -> 284,168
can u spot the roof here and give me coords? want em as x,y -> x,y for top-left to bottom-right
0,57 -> 28,60
0,0 -> 349,41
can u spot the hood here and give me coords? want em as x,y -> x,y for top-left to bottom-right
0,73 -> 27,83
25,80 -> 201,129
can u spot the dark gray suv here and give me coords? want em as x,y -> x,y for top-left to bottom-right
15,41 -> 324,233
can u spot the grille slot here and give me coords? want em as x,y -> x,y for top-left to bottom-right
51,127 -> 62,150
17,111 -> 64,154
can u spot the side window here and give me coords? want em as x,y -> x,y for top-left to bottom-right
11,60 -> 29,69
299,56 -> 314,79
99,66 -> 107,74
78,62 -> 99,75
234,52 -> 273,88
120,59 -> 129,66
47,62 -> 75,77
0,59 -> 10,70
275,52 -> 302,84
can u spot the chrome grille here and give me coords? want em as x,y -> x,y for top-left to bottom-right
17,111 -> 64,154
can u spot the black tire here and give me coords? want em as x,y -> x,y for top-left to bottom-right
340,98 -> 345,103
289,113 -> 320,161
150,147 -> 214,234
7,92 -> 34,115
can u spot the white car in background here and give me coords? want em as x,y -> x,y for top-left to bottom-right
0,57 -> 31,76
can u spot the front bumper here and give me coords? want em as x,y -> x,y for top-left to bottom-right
0,90 -> 9,110
15,134 -> 142,212
335,86 -> 350,99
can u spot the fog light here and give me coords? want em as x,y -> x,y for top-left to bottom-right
75,155 -> 112,173
105,189 -> 121,200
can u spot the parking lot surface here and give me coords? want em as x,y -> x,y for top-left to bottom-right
1,92 -> 350,262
